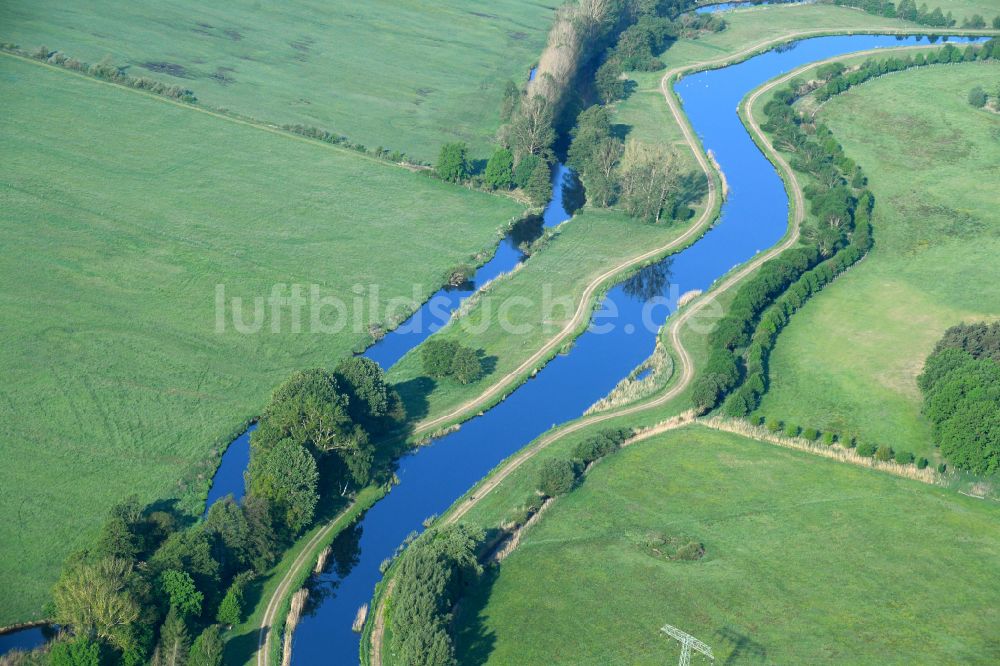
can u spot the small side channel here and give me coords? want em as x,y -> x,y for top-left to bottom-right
202,162 -> 582,510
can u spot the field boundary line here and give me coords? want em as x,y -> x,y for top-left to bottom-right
0,48 -> 526,207
0,50 -> 425,169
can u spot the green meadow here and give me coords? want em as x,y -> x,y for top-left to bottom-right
0,54 -> 522,624
454,426 -> 1000,664
759,61 -> 1000,461
0,0 -> 552,162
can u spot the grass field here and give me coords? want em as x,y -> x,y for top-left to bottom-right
0,0 -> 553,162
758,61 -> 1000,461
0,54 -> 523,624
453,425 -> 1000,664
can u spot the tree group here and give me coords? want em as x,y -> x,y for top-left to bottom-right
421,338 -> 484,385
919,323 -> 1000,475
43,357 -> 403,665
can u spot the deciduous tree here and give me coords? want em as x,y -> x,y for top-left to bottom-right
245,439 -> 319,535
436,142 -> 469,182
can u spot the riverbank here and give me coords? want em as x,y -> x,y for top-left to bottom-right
382,10 -> 998,441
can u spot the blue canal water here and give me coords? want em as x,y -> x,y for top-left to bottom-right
288,33 -> 984,665
0,627 -> 49,657
365,163 -> 580,370
695,0 -> 809,13
203,423 -> 256,509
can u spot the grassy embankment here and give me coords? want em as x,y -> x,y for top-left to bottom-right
759,61 -> 1000,461
0,0 -> 552,162
0,54 -> 523,625
453,425 -> 1000,664
385,206 -> 714,431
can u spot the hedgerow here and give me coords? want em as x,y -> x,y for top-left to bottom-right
692,40 -> 1000,418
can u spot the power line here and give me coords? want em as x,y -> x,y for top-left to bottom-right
661,624 -> 714,666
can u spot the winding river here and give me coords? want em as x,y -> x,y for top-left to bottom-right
0,29 -> 982,664
288,33 -> 982,665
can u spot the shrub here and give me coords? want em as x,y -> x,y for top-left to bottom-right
968,86 -> 988,108
216,579 -> 244,626
784,423 -> 800,438
672,541 -> 706,561
766,418 -> 782,433
49,636 -> 101,666
917,457 -> 929,470
421,338 -> 458,377
524,159 -> 553,206
512,154 -> 542,189
524,493 -> 545,513
484,147 -> 514,189
573,429 -> 629,464
856,442 -> 877,458
937,463 -> 948,474
875,445 -> 894,462
751,414 -> 765,426
537,459 -> 577,497
894,450 -> 914,465
802,428 -> 819,441
390,525 -> 483,665
450,346 -> 483,384
822,431 -> 836,446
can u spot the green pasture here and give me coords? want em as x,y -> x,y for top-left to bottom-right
759,61 -> 1000,461
0,54 -> 521,624
454,425 -> 1000,664
0,0 -> 553,162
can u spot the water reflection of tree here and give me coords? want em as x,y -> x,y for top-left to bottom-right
302,520 -> 364,615
622,257 -> 673,302
508,215 -> 544,251
561,169 -> 586,216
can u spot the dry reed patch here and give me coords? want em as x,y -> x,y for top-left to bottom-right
586,340 -> 674,414
280,588 -> 309,666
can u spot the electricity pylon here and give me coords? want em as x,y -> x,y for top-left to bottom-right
661,624 -> 714,666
